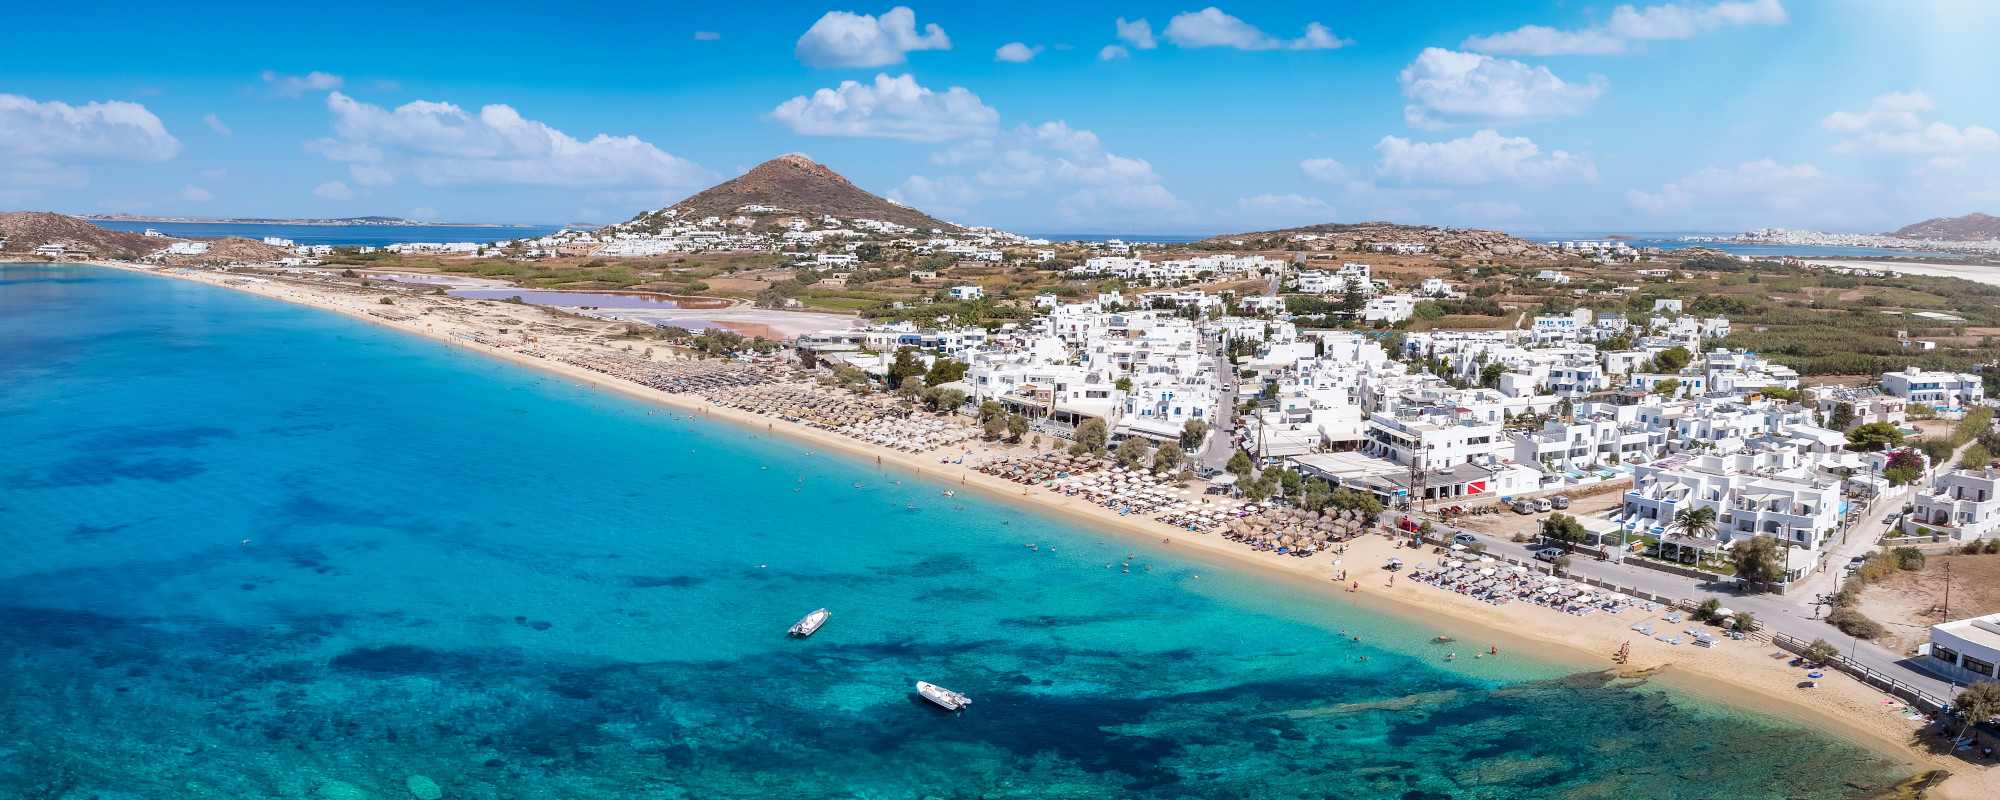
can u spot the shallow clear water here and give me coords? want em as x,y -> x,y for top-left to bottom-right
0,264 -> 1909,799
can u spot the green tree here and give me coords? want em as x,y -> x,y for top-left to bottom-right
1277,468 -> 1303,499
1952,681 -> 2000,740
1115,436 -> 1150,469
1846,422 -> 1905,452
1071,417 -> 1109,455
1006,414 -> 1030,442
1732,611 -> 1757,632
924,358 -> 969,387
1652,378 -> 1683,397
1670,505 -> 1719,540
1114,377 -> 1133,392
1243,474 -> 1277,502
983,414 -> 1008,439
1803,638 -> 1840,665
1330,487 -> 1382,522
1891,546 -> 1926,571
1478,362 -> 1507,388
1301,478 -> 1333,511
978,400 -> 1006,423
936,388 -> 967,415
1827,402 -> 1857,431
1552,555 -> 1573,576
1179,420 -> 1210,452
1694,598 -> 1722,622
1152,441 -> 1183,473
896,375 -> 926,400
1226,449 -> 1255,479
1654,345 -> 1693,372
885,347 -> 926,389
1731,535 -> 1786,589
1541,513 -> 1587,548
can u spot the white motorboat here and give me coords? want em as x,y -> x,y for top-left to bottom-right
789,608 -> 830,637
916,681 -> 970,711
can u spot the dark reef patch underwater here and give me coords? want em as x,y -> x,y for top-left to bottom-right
0,264 -> 1910,799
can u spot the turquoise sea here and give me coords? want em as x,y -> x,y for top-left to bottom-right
1,264 -> 1910,799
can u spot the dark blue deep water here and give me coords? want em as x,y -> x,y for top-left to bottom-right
0,264 -> 1910,799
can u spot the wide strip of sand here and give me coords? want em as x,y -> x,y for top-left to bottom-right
83,262 -> 1994,797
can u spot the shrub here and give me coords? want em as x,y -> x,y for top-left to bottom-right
1694,597 -> 1722,622
1891,546 -> 1926,571
1826,607 -> 1886,639
377,297 -> 394,305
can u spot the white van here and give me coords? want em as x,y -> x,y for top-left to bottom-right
1533,497 -> 1552,513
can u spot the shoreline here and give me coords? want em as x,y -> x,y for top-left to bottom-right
58,260 -> 1991,797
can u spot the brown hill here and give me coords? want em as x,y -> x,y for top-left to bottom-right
1199,221 -> 1561,261
173,237 -> 298,265
0,211 -> 162,258
622,155 -> 956,233
1887,212 -> 2000,241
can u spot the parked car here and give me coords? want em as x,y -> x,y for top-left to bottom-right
1452,533 -> 1480,545
1513,500 -> 1534,514
1550,495 -> 1571,510
1535,547 -> 1567,562
1533,497 -> 1552,513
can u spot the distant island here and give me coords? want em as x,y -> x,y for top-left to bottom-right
79,214 -> 545,228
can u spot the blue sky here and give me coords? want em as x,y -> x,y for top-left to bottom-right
3,0 -> 1996,234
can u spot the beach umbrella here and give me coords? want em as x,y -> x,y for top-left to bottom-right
1478,556 -> 1496,564
1510,565 -> 1529,574
1449,543 -> 1466,551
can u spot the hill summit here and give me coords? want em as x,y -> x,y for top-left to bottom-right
622,155 -> 955,233
1886,212 -> 2000,241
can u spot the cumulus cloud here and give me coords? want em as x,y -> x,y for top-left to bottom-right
0,94 -> 181,161
901,120 -> 1189,227
1163,7 -> 1350,50
1116,17 -> 1156,49
312,180 -> 354,199
1823,91 -> 1999,155
203,113 -> 233,138
1399,48 -> 1606,129
1375,130 -> 1598,185
1465,0 -> 1787,56
1626,158 -> 1826,214
694,31 -> 721,41
1099,45 -> 1129,60
263,70 -> 344,98
995,42 -> 1044,62
1300,157 -> 1349,183
179,184 -> 212,201
886,174 -> 982,215
307,91 -> 712,189
795,7 -> 949,68
768,73 -> 999,142
199,168 -> 228,180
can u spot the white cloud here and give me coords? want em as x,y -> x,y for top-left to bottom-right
0,94 -> 181,161
794,7 -> 950,68
409,206 -> 439,220
262,70 -> 344,98
1465,0 -> 1787,56
1300,157 -> 1348,183
694,31 -> 721,41
1626,158 -> 1826,214
199,168 -> 228,180
995,42 -> 1044,62
309,91 -> 712,189
349,163 -> 396,186
1928,155 -> 1969,170
886,174 -> 982,215
1099,45 -> 1129,60
1116,17 -> 1156,49
1375,130 -> 1598,185
313,180 -> 354,200
203,113 -> 233,138
768,73 -> 999,142
1823,91 -> 1999,155
1163,7 -> 1349,50
179,184 -> 212,201
1234,193 -> 1331,223
1399,48 -> 1606,129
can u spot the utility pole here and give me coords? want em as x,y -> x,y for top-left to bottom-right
1943,561 -> 1952,622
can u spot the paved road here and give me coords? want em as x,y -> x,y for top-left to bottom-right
1196,331 -> 1239,474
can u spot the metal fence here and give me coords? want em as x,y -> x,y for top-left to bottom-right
1769,632 -> 1951,715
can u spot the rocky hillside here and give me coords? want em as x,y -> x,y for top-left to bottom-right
1199,221 -> 1562,261
0,212 -> 162,258
1887,212 -> 2000,241
621,155 -> 955,233
0,212 -> 297,264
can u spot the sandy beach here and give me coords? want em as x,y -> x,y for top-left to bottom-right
1804,258 -> 2000,289
87,261 -> 1995,797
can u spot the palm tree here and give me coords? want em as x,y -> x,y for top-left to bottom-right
1670,505 -> 1718,539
